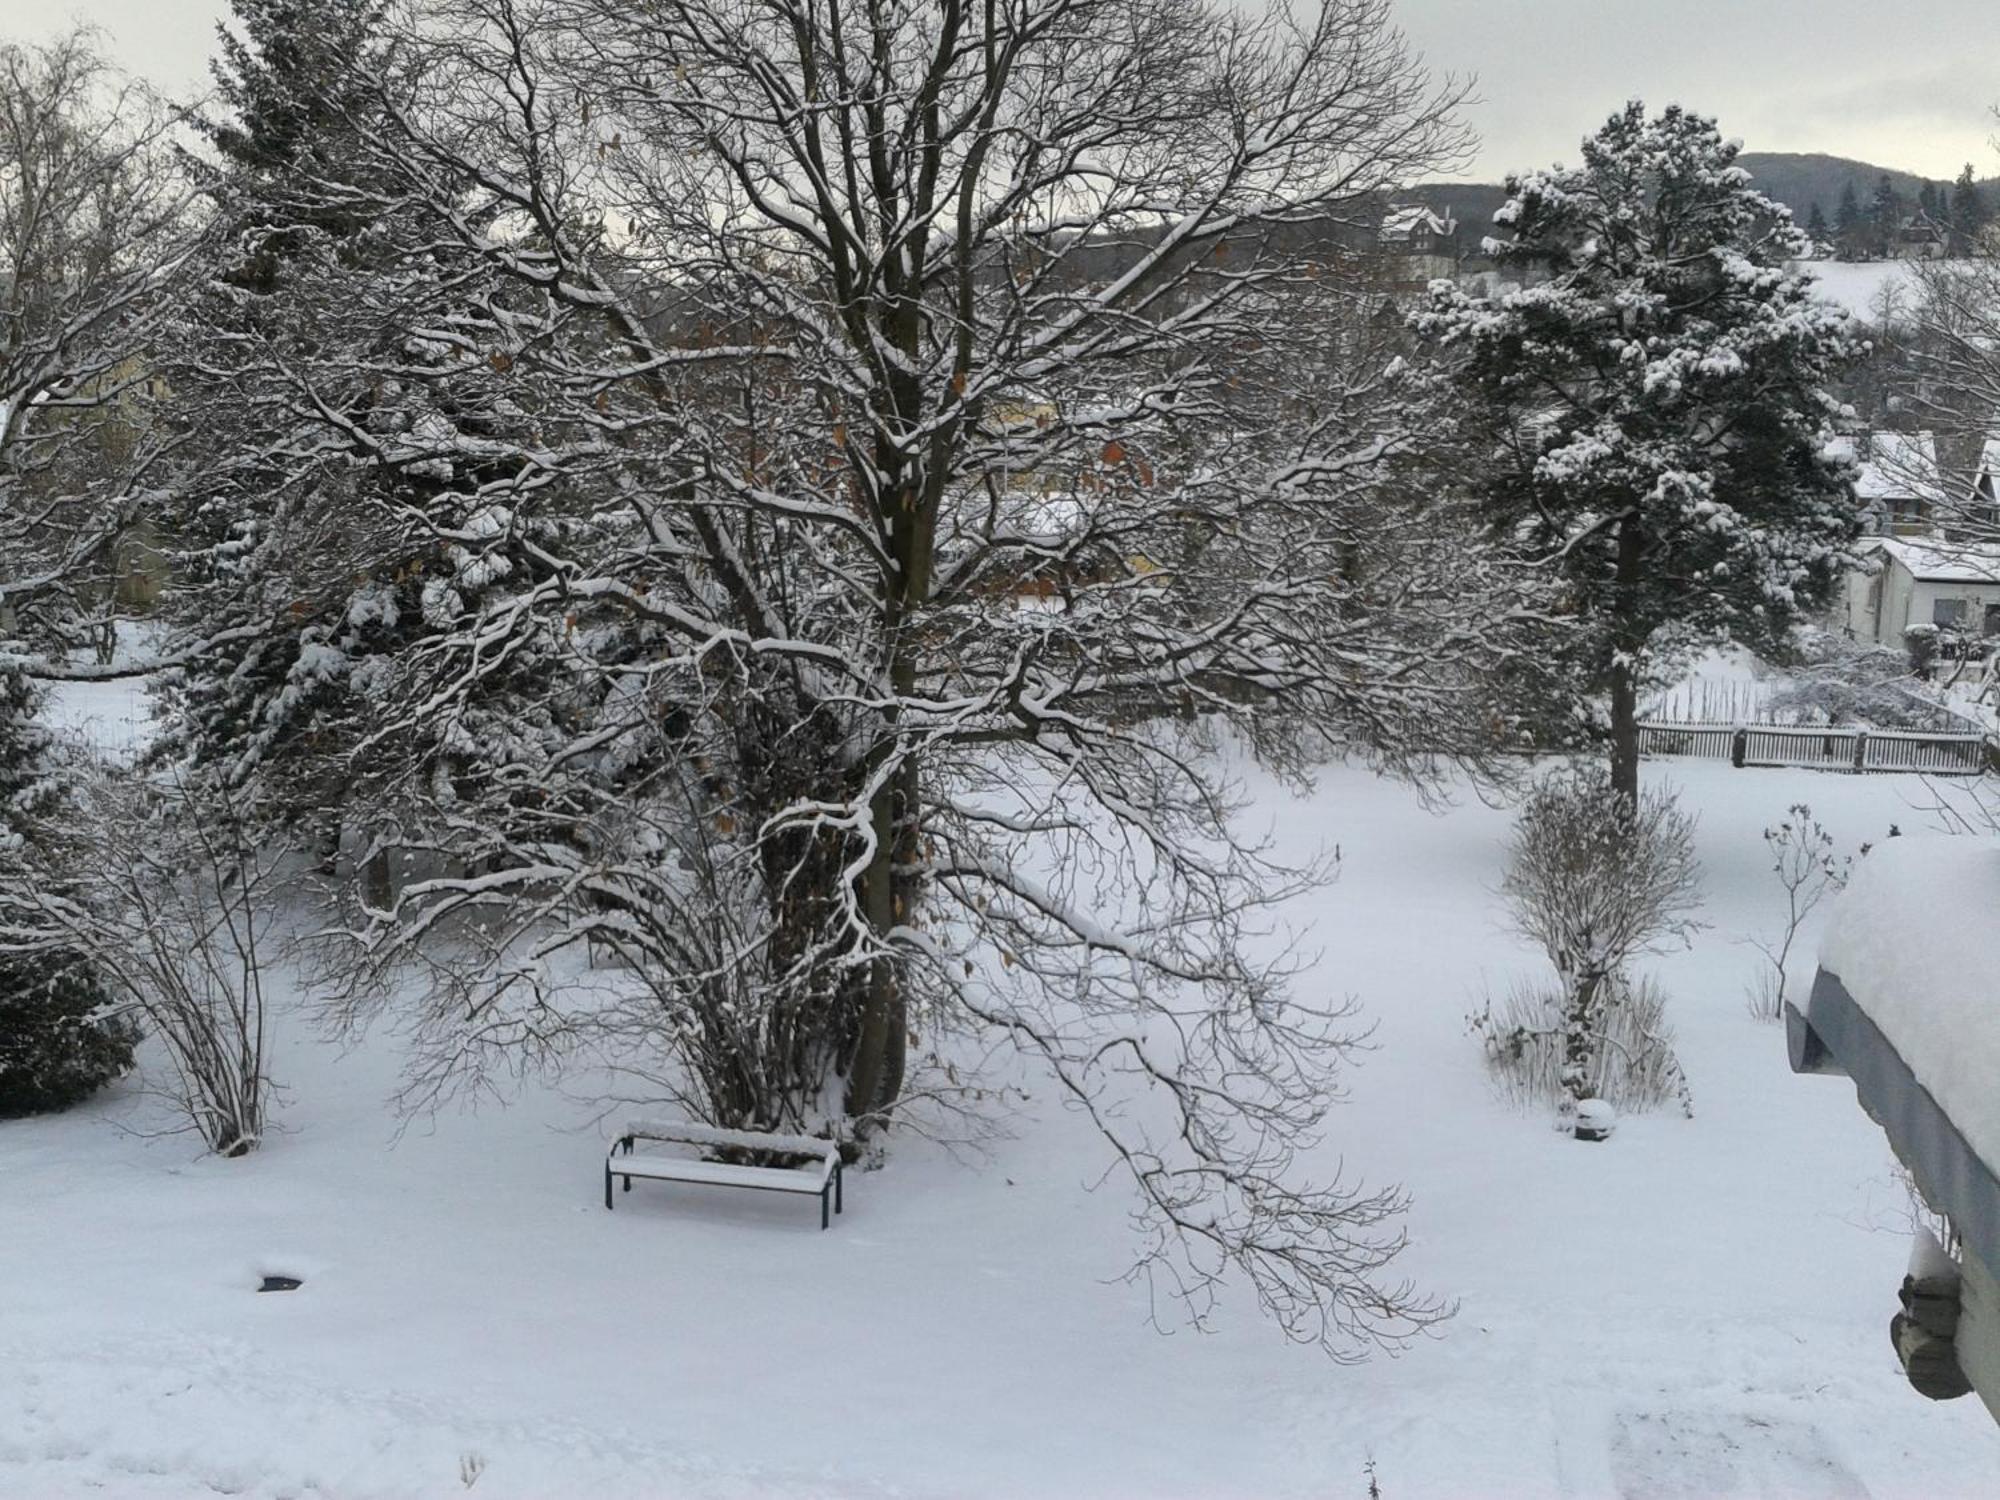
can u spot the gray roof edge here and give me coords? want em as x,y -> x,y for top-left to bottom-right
1791,968 -> 2000,1277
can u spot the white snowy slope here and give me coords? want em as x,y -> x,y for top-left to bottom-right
6,760 -> 2000,1497
1818,834 -> 2000,1181
1796,260 -> 1924,324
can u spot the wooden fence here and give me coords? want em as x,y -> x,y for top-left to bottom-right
1638,721 -> 1990,776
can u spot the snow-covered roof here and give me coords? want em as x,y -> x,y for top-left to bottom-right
1836,431 -> 1949,504
1378,204 -> 1456,244
1872,536 -> 2000,585
1794,837 -> 2000,1278
1974,437 -> 2000,500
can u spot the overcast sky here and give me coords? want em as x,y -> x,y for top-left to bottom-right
24,0 -> 2000,182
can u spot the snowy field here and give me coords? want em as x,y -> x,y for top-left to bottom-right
1794,259 -> 1932,326
8,754 -> 2000,1498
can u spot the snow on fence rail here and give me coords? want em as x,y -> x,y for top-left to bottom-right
1638,721 -> 1990,776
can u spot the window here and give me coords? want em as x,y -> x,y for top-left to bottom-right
1932,597 -> 1967,628
1984,603 -> 2000,638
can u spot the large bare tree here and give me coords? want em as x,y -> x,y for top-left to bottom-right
0,30 -> 192,665
174,0 -> 1550,1353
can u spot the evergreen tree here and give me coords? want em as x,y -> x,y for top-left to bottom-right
1870,173 -> 1905,257
165,0 -> 537,868
202,0 -> 384,265
0,666 -> 136,1116
1835,180 -> 1865,259
1806,200 -> 1830,247
1953,164 -> 1988,253
1419,103 -> 1864,805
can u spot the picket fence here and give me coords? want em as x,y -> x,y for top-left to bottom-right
1637,721 -> 1990,776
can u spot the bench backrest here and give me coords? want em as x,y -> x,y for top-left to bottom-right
624,1118 -> 840,1168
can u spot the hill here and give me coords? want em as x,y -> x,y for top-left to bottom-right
1402,152 -> 2000,238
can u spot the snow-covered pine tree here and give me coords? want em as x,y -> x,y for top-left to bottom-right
162,0 -> 551,865
1418,103 -> 1863,805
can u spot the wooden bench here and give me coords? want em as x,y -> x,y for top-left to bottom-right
604,1119 -> 845,1229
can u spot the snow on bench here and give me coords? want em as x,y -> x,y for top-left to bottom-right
605,1119 -> 845,1229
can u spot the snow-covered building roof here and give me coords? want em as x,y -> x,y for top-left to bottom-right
1826,431 -> 1948,504
1377,204 -> 1456,246
1869,536 -> 2000,585
1972,438 -> 2000,504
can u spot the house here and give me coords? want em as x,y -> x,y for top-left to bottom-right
1789,837 -> 2000,1427
1842,535 -> 2000,646
1890,212 -> 1951,261
1376,203 -> 1459,285
1965,437 -> 2000,534
1827,431 -> 1949,536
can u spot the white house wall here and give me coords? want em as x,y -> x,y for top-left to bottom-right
1882,563 -> 1917,644
1909,579 -> 2000,635
1844,568 -> 1883,640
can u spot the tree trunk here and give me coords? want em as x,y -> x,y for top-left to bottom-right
1562,965 -> 1607,1103
845,753 -> 916,1130
1608,517 -> 1645,808
1609,652 -> 1640,808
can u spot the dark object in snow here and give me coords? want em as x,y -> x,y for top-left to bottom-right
1894,1267 -> 1972,1400
1572,1099 -> 1617,1142
258,1275 -> 303,1293
605,1119 -> 844,1229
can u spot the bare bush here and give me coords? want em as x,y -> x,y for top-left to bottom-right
0,768 -> 287,1156
1768,630 -> 1957,730
1469,973 -> 1693,1117
1501,766 -> 1702,1118
1745,803 -> 1849,1022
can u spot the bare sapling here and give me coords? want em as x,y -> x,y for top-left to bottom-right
2,769 -> 288,1156
1746,804 -> 1848,1022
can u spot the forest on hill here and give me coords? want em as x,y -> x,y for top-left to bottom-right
1408,151 -> 2000,246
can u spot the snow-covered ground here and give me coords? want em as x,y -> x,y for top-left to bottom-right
1796,259 -> 1927,325
8,756 -> 2000,1497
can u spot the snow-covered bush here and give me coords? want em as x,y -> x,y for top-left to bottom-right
1905,623 -> 1941,681
1499,766 -> 1702,1124
1768,630 -> 1946,729
0,952 -> 137,1117
1469,974 -> 1691,1117
0,771 -> 285,1156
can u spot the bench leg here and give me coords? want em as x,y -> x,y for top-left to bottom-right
821,1187 -> 830,1231
835,1164 -> 843,1215
605,1164 -> 613,1211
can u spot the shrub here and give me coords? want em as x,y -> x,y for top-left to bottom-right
0,772 -> 283,1156
1905,622 -> 1941,681
0,950 -> 138,1117
1499,765 -> 1702,1124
